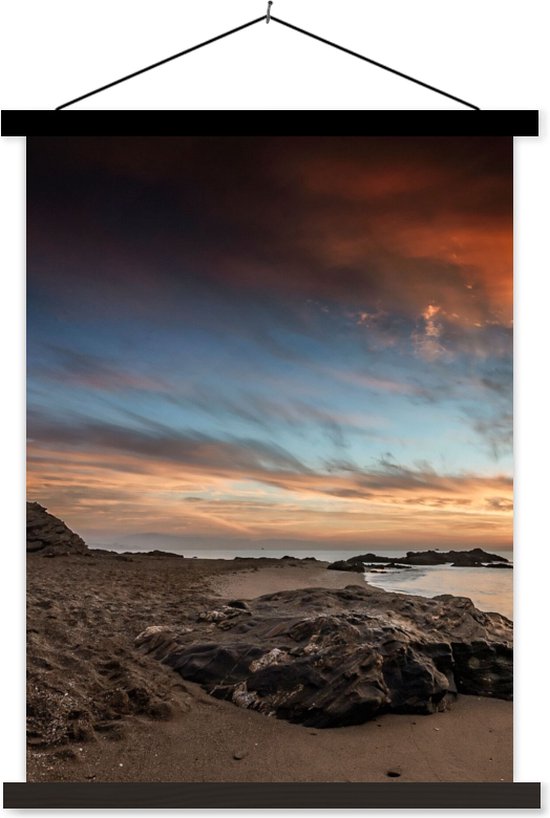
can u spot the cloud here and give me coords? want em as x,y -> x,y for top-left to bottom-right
25,137 -> 513,549
471,412 -> 513,460
28,137 -> 512,340
28,414 -> 512,509
485,496 -> 514,512
413,304 -> 447,361
28,414 -> 308,477
27,415 -> 513,550
30,346 -> 169,394
333,369 -> 420,395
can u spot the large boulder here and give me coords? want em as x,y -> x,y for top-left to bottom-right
136,585 -> 512,728
27,502 -> 88,555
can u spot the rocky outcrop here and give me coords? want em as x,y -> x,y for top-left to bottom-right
403,548 -> 508,566
136,585 -> 512,729
27,502 -> 88,555
325,559 -> 365,573
328,548 -> 510,572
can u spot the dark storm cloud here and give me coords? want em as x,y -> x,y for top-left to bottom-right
27,136 -> 512,337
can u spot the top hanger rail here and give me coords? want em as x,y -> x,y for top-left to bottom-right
55,4 -> 479,111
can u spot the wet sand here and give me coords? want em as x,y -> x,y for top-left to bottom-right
209,558 -> 366,598
27,553 -> 512,782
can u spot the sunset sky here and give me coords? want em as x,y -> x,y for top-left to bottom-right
27,136 -> 513,551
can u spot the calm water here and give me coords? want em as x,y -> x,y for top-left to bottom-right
361,554 -> 513,620
163,546 -> 514,620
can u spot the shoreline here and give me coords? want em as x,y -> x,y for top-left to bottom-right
27,553 -> 512,782
89,547 -> 513,619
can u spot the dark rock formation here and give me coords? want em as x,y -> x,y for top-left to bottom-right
136,585 -> 512,729
404,548 -> 508,566
27,502 -> 88,555
352,553 -> 395,564
124,550 -> 182,559
328,548 -> 510,572
326,559 -> 365,573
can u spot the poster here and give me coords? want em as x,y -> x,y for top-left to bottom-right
21,133 -> 524,801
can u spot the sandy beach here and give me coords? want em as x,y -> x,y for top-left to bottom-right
27,552 -> 512,783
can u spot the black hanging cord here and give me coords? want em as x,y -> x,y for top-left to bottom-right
270,16 -> 479,111
55,7 -> 479,112
56,15 -> 267,110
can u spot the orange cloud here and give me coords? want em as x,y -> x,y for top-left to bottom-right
27,441 -> 512,549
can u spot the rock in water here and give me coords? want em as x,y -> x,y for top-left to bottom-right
328,548 -> 510,572
27,502 -> 88,555
136,585 -> 512,728
325,559 -> 365,573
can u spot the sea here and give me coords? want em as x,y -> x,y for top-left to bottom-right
159,546 -> 514,620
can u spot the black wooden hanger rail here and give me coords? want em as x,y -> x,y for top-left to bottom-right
56,2 -> 479,111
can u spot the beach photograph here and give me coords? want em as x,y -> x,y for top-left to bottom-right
26,135 -> 513,783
